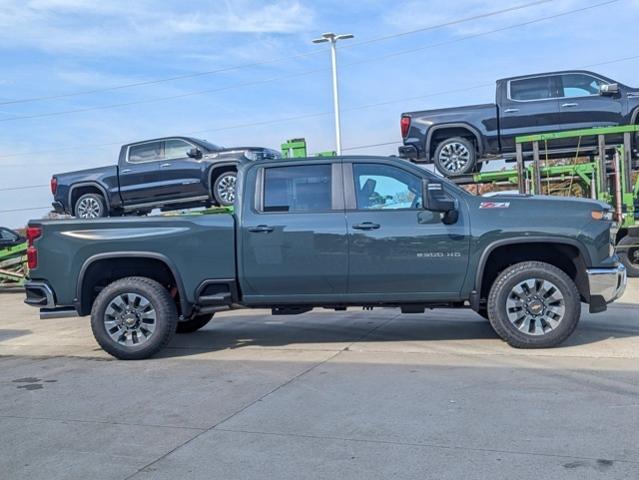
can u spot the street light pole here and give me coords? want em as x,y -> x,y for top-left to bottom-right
312,32 -> 354,155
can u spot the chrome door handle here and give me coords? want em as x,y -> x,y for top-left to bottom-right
160,163 -> 171,168
248,225 -> 274,233
561,103 -> 579,108
352,222 -> 380,231
504,108 -> 519,113
121,168 -> 132,173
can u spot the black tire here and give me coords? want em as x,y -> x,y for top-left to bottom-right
176,314 -> 214,334
213,171 -> 237,206
487,261 -> 581,348
74,193 -> 107,219
618,235 -> 639,277
433,137 -> 477,177
90,277 -> 178,360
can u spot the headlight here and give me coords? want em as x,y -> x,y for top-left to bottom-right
591,210 -> 613,221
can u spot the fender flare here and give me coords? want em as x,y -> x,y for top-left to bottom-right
68,182 -> 110,213
75,251 -> 190,317
426,123 -> 485,158
630,106 -> 639,125
207,161 -> 239,196
473,236 -> 592,299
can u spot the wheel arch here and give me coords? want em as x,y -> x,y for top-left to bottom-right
426,123 -> 484,158
473,238 -> 592,309
69,182 -> 109,213
76,252 -> 190,317
207,162 -> 238,193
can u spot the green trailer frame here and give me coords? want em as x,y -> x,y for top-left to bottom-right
0,242 -> 27,287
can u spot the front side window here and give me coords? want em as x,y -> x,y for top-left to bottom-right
560,73 -> 606,98
263,164 -> 332,212
353,163 -> 422,210
164,139 -> 193,160
128,141 -> 162,163
509,76 -> 556,101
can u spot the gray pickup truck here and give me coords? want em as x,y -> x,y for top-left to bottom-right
400,70 -> 639,176
25,155 -> 626,359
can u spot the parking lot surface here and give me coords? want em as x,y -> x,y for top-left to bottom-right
1,280 -> 639,479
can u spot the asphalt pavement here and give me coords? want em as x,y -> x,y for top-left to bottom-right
1,280 -> 638,479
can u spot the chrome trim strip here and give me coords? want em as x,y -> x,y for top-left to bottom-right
61,227 -> 189,240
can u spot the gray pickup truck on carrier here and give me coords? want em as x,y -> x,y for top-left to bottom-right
400,70 -> 639,176
25,155 -> 626,359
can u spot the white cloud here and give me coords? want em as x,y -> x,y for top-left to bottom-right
0,0 -> 315,54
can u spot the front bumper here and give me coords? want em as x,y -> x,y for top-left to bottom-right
587,264 -> 627,310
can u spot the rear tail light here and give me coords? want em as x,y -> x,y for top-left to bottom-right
26,226 -> 42,269
400,116 -> 411,138
50,176 -> 58,195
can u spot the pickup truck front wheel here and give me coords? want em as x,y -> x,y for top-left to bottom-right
176,313 -> 213,333
74,193 -> 106,219
90,277 -> 178,360
487,261 -> 580,348
433,137 -> 477,177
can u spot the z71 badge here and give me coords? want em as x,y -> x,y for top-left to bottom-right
479,201 -> 510,209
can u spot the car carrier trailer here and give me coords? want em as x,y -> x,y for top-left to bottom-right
450,125 -> 639,276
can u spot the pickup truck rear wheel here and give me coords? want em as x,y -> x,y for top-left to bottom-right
90,277 -> 178,360
74,193 -> 106,219
433,137 -> 477,177
213,172 -> 237,206
487,261 -> 580,348
176,313 -> 214,333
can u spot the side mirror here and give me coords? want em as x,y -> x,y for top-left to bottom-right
423,180 -> 458,224
187,147 -> 203,159
423,180 -> 455,212
600,83 -> 619,96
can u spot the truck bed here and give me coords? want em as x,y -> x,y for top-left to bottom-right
28,214 -> 236,311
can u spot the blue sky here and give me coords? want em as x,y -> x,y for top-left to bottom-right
0,0 -> 638,227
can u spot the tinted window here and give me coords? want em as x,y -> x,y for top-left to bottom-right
263,165 -> 332,212
128,141 -> 162,163
353,163 -> 422,210
510,76 -> 556,101
561,74 -> 605,98
0,228 -> 18,242
164,139 -> 192,160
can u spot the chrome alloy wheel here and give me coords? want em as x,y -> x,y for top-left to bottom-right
505,278 -> 565,336
216,174 -> 236,204
76,197 -> 102,218
438,142 -> 471,174
104,293 -> 157,346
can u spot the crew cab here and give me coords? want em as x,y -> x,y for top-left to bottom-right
400,70 -> 639,176
50,136 -> 281,218
26,155 -> 626,359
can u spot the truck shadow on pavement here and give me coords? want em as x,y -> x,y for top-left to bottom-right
159,308 -> 639,358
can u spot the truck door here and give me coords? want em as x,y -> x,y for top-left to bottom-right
239,161 -> 348,301
344,161 -> 470,301
152,139 -> 209,201
118,140 -> 164,206
499,74 -> 561,153
556,72 -> 623,134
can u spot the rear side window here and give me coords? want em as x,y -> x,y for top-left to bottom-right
509,76 -> 556,101
263,165 -> 332,212
128,141 -> 163,163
